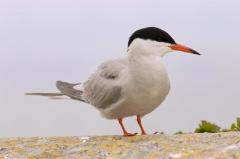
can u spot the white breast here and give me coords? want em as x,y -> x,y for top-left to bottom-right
127,55 -> 170,115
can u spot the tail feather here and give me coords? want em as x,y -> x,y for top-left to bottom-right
25,92 -> 67,99
25,92 -> 63,96
56,81 -> 86,102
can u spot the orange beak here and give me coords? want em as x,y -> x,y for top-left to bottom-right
169,44 -> 200,55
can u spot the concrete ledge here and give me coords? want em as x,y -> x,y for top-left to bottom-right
0,132 -> 240,159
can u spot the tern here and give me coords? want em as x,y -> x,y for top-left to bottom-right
27,27 -> 200,136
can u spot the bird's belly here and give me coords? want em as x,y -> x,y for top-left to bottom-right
129,78 -> 170,116
101,72 -> 170,119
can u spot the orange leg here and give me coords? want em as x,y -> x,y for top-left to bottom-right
137,115 -> 147,135
118,118 -> 136,137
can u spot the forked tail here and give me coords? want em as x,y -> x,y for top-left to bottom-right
25,81 -> 86,102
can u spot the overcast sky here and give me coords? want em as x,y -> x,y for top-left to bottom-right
0,0 -> 240,137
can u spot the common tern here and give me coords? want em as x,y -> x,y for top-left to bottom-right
27,27 -> 200,136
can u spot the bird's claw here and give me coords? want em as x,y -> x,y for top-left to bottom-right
123,132 -> 138,137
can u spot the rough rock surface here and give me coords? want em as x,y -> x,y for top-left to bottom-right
0,132 -> 240,159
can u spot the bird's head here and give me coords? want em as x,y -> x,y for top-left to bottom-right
128,27 -> 200,57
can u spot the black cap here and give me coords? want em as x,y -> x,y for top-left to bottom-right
128,27 -> 176,47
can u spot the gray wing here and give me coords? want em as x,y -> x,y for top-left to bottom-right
82,58 -> 128,109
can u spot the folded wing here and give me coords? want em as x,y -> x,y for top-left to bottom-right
82,59 -> 128,109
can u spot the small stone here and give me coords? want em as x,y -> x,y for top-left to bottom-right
79,136 -> 90,143
0,147 -> 7,152
168,153 -> 182,158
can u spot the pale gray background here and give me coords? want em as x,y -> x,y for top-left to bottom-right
0,0 -> 239,137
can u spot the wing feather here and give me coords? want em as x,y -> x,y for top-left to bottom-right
83,58 -> 128,108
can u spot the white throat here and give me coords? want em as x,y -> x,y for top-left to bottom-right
127,38 -> 172,58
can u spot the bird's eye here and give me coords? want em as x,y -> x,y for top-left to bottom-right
156,37 -> 162,42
